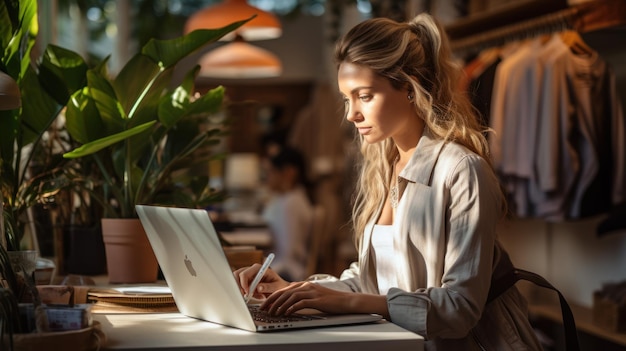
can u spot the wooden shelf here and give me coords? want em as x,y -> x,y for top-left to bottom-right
576,0 -> 626,33
446,0 -> 626,55
530,303 -> 626,346
445,0 -> 568,40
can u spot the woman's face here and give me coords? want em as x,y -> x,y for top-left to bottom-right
338,62 -> 419,145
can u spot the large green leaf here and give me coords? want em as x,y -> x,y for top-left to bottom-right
125,124 -> 158,168
63,121 -> 157,159
85,70 -> 126,135
0,0 -> 38,171
65,87 -> 106,144
110,53 -> 164,123
38,44 -> 89,105
158,79 -> 225,130
1,0 -> 37,78
65,68 -> 129,145
187,85 -> 225,116
0,0 -> 19,55
19,65 -> 61,145
13,43 -> 90,151
157,65 -> 200,129
141,19 -> 249,68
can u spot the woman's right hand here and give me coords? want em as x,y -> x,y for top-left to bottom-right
233,264 -> 290,300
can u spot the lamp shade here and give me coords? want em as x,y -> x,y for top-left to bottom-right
0,71 -> 21,110
185,0 -> 281,41
199,39 -> 282,79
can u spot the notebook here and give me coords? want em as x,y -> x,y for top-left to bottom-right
135,205 -> 382,332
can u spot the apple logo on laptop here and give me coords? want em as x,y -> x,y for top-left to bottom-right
184,255 -> 197,277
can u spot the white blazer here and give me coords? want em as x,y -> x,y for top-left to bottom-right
319,129 -> 542,351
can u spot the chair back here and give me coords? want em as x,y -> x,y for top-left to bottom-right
306,206 -> 326,277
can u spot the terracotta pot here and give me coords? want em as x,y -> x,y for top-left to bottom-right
101,218 -> 158,283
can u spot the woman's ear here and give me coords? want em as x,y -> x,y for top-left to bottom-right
406,76 -> 420,101
406,84 -> 414,102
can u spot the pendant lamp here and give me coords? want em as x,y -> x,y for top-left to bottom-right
0,71 -> 21,110
185,0 -> 282,41
198,35 -> 282,79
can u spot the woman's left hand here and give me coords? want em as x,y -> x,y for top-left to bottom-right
261,281 -> 375,316
261,281 -> 352,315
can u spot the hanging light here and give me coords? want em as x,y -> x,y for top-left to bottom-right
185,0 -> 282,41
198,35 -> 282,79
0,71 -> 21,110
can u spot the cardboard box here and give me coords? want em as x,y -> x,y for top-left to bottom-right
37,285 -> 74,305
223,246 -> 263,270
593,292 -> 626,333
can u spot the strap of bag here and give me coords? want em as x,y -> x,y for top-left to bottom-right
488,268 -> 580,351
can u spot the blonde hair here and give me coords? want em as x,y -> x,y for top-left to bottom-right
334,14 -> 499,249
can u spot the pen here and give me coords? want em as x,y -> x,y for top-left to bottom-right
245,253 -> 275,303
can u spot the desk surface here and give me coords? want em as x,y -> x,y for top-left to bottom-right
95,313 -> 423,351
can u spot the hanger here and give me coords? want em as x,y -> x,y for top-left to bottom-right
478,46 -> 501,63
559,30 -> 594,56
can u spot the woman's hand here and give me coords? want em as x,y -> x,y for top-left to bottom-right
233,264 -> 290,299
261,282 -> 389,319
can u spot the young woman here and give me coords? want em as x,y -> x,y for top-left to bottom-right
235,13 -> 542,350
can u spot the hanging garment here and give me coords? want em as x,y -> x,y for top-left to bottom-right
465,47 -> 501,127
486,31 -> 625,220
490,38 -> 551,217
536,32 -> 625,219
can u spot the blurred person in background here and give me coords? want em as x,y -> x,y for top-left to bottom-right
261,146 -> 314,281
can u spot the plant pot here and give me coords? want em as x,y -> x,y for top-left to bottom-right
63,225 -> 107,275
101,218 -> 158,284
7,250 -> 38,302
8,250 -> 37,276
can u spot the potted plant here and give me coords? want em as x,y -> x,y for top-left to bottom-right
0,0 -> 102,347
1,0 -> 244,346
0,0 -> 88,253
59,14 -> 246,283
1,0 -> 91,297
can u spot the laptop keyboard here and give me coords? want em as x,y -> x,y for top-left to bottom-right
248,305 -> 325,323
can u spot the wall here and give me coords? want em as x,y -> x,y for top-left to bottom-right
252,14 -> 329,82
499,217 -> 626,307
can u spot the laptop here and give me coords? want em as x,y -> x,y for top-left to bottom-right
135,205 -> 382,332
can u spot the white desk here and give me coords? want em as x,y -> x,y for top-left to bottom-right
95,313 -> 423,351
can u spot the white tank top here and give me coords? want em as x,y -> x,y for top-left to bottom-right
371,224 -> 399,295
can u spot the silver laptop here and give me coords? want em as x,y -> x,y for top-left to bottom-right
135,205 -> 382,332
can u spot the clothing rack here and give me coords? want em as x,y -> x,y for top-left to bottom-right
448,0 -> 626,57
